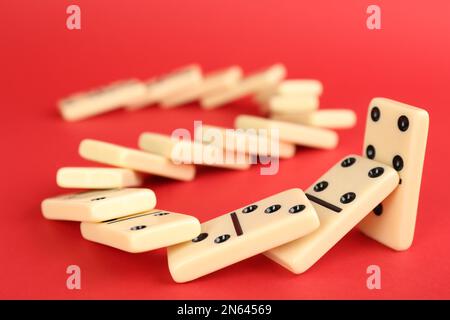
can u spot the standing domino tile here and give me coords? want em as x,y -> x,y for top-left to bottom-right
161,66 -> 243,107
358,98 -> 429,250
265,155 -> 399,274
81,209 -> 201,253
200,64 -> 286,109
138,132 -> 250,170
59,80 -> 147,121
42,188 -> 156,222
79,139 -> 196,181
56,167 -> 144,189
235,115 -> 338,149
271,109 -> 357,129
194,124 -> 296,159
167,188 -> 320,283
126,65 -> 203,109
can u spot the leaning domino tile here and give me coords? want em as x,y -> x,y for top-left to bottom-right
59,79 -> 147,121
167,188 -> 320,282
160,66 -> 243,107
200,64 -> 286,109
126,64 -> 203,109
271,109 -> 357,129
265,95 -> 319,115
265,155 -> 399,274
56,167 -> 144,189
42,188 -> 156,222
79,139 -> 195,181
358,98 -> 429,250
235,115 -> 338,149
81,209 -> 201,253
194,124 -> 296,159
138,132 -> 250,170
277,80 -> 323,96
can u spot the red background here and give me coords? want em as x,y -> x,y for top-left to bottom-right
1,0 -> 449,299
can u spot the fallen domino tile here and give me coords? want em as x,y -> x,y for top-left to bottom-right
358,98 -> 429,250
79,139 -> 196,181
235,115 -> 338,149
56,167 -> 144,189
200,64 -> 286,109
160,66 -> 243,108
194,124 -> 296,159
167,188 -> 320,282
126,64 -> 203,109
271,109 -> 357,129
42,188 -> 156,222
59,79 -> 147,121
138,132 -> 250,170
81,209 -> 201,253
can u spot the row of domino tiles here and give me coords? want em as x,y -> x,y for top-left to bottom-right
42,97 -> 429,283
58,63 -> 356,128
55,67 -> 359,185
55,114 -> 347,187
55,63 -> 357,186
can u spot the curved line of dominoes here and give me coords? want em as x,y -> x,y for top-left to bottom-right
42,63 -> 428,283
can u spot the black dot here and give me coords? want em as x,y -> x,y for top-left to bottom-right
340,192 -> 356,204
373,203 -> 383,216
368,167 -> 385,178
398,115 -> 409,132
242,205 -> 258,214
289,205 -> 306,214
314,181 -> 328,192
265,204 -> 281,214
392,155 -> 404,171
341,157 -> 356,167
214,234 -> 230,244
91,197 -> 106,201
366,145 -> 376,159
371,107 -> 381,122
192,233 -> 208,242
130,225 -> 146,231
153,212 -> 169,216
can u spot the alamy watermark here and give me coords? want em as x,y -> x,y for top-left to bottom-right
366,5 -> 381,30
66,5 -> 81,30
66,265 -> 81,290
366,264 -> 381,289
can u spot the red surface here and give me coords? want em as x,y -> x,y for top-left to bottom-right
1,0 -> 449,299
